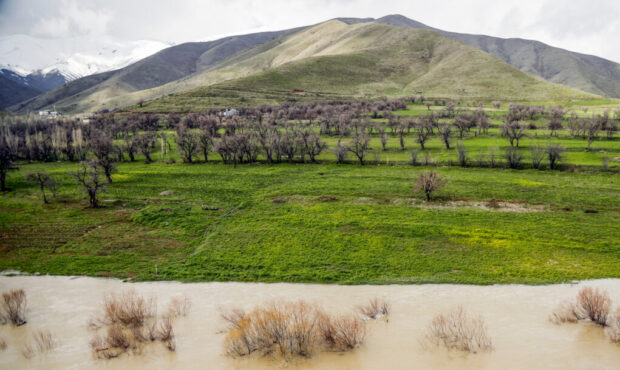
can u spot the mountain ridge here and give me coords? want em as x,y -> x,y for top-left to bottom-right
7,15 -> 616,114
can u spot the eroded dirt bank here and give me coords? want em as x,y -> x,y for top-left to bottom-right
0,276 -> 619,369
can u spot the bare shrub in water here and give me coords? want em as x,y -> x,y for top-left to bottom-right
167,296 -> 192,318
91,324 -> 137,359
550,301 -> 580,324
90,291 -> 179,359
0,337 -> 6,351
1,289 -> 27,326
605,308 -> 620,342
424,306 -> 493,353
319,315 -> 366,352
21,330 -> 56,358
223,301 -> 365,359
577,287 -> 611,326
101,291 -> 155,327
357,298 -> 390,320
221,308 -> 246,327
157,315 -> 176,351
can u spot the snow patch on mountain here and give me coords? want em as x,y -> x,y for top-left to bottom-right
0,34 -> 169,81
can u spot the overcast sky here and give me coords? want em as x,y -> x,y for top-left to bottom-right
1,0 -> 619,63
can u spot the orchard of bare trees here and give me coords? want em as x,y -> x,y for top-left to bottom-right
0,97 -> 618,194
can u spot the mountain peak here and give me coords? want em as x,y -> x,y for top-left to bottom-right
375,14 -> 434,30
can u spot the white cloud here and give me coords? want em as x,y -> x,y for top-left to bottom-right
0,0 -> 619,63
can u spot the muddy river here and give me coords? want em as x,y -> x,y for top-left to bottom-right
0,276 -> 619,369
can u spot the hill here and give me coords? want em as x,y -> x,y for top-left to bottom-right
10,18 -> 605,114
375,14 -> 620,98
0,73 -> 41,109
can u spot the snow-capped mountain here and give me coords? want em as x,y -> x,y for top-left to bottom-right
0,34 -> 170,84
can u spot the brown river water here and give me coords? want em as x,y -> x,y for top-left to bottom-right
0,275 -> 619,369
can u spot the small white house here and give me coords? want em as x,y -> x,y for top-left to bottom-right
38,110 -> 61,119
222,108 -> 238,117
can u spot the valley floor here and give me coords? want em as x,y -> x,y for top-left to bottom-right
1,162 -> 618,284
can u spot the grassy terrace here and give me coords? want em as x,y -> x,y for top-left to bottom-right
1,161 -> 618,284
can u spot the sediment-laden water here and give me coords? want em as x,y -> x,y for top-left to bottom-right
0,276 -> 619,369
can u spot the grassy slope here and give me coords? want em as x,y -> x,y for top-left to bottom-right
36,20 -> 600,114
138,23 -> 597,112
1,161 -> 618,284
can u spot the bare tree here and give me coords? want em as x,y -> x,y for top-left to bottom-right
437,123 -> 452,149
586,117 -> 602,150
89,132 -> 115,183
70,160 -> 105,208
414,171 -> 447,201
456,141 -> 468,167
453,113 -> 475,139
504,146 -> 523,169
135,133 -> 156,163
502,120 -> 527,147
378,126 -> 388,151
530,145 -> 545,169
473,109 -> 490,135
347,130 -> 371,165
546,144 -> 565,170
0,138 -> 17,191
547,106 -> 566,136
414,119 -> 432,150
175,126 -> 199,163
25,172 -> 56,204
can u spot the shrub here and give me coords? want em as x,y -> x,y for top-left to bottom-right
1,289 -> 27,326
21,330 -> 56,358
90,291 -> 178,359
546,144 -> 565,170
410,150 -> 419,166
0,338 -> 6,351
530,145 -> 545,169
414,171 -> 447,201
101,291 -> 155,327
320,316 -> 366,352
549,301 -> 580,324
577,287 -> 611,326
167,296 -> 192,318
223,301 -> 365,359
456,141 -> 468,167
357,298 -> 390,320
424,306 -> 493,353
91,324 -> 137,359
605,308 -> 620,342
504,146 -> 523,169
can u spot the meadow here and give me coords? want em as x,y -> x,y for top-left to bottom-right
1,101 -> 619,284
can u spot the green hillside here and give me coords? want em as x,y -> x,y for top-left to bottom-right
138,23 -> 597,112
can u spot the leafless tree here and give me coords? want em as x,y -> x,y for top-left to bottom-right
175,126 -> 199,163
502,120 -> 527,147
89,132 -> 115,183
25,172 -> 56,204
414,119 -> 432,150
547,106 -> 566,136
453,113 -> 475,139
456,141 -> 468,167
504,146 -> 523,169
0,137 -> 17,191
586,117 -> 602,150
135,133 -> 156,163
546,144 -> 565,170
530,145 -> 545,169
414,171 -> 446,201
437,123 -> 452,149
334,142 -> 348,164
473,109 -> 490,135
70,160 -> 105,208
347,130 -> 371,165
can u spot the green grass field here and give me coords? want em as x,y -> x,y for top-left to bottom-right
1,161 -> 618,284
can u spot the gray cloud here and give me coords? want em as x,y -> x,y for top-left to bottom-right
1,0 -> 619,62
